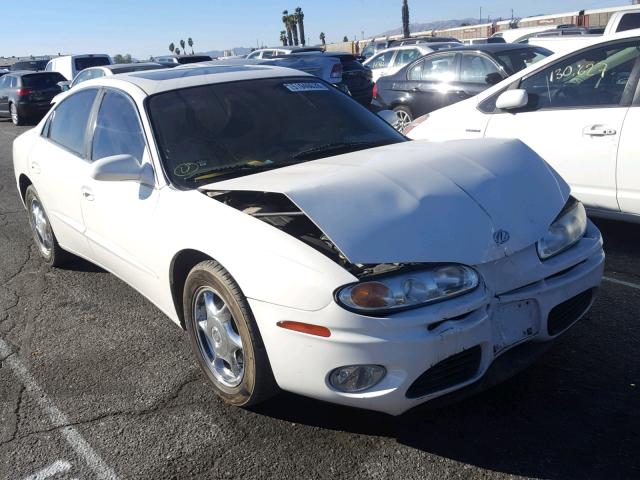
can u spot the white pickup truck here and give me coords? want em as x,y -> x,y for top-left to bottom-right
530,8 -> 640,53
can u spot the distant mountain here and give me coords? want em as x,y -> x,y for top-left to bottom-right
376,18 -> 481,37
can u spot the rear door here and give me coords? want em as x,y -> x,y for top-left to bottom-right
485,39 -> 640,211
397,52 -> 459,116
28,88 -> 100,256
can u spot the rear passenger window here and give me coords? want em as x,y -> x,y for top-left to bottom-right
48,89 -> 98,155
92,90 -> 146,162
460,55 -> 501,84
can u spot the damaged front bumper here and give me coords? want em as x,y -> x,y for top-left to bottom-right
250,223 -> 604,416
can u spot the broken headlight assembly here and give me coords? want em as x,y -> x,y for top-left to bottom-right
335,265 -> 479,315
537,197 -> 587,260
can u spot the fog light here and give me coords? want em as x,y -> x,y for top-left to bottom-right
329,365 -> 386,393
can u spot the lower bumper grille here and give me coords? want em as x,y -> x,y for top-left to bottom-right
406,346 -> 482,399
547,289 -> 594,336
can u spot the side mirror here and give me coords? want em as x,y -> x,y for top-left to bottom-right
378,109 -> 400,128
90,154 -> 155,186
495,89 -> 529,110
485,72 -> 503,85
57,81 -> 71,92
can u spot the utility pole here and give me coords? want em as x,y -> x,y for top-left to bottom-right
511,8 -> 514,20
480,6 -> 482,23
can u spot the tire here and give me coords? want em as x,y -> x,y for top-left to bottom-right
10,103 -> 24,126
25,185 -> 68,267
393,105 -> 413,132
183,260 -> 277,407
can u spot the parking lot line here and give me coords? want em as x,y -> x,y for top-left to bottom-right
19,460 -> 71,480
603,276 -> 640,290
0,339 -> 119,480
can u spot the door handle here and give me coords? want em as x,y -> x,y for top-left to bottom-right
81,187 -> 94,201
409,87 -> 420,93
29,161 -> 41,174
582,125 -> 617,137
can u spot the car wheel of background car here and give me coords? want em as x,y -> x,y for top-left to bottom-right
10,103 -> 24,126
184,260 -> 277,407
393,106 -> 413,131
25,186 -> 68,266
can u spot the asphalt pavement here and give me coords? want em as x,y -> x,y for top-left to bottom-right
0,119 -> 638,480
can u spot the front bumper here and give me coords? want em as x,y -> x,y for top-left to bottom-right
251,223 -> 604,415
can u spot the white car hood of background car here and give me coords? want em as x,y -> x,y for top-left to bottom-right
201,139 -> 570,265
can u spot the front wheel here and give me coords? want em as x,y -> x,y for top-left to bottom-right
183,260 -> 277,407
393,106 -> 413,132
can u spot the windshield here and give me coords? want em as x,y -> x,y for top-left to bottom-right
74,56 -> 111,71
22,72 -> 66,88
495,47 -> 552,73
147,77 -> 404,188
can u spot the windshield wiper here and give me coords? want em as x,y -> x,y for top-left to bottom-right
184,161 -> 300,183
291,140 -> 397,160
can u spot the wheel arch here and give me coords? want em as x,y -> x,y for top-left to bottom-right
169,249 -> 215,329
18,174 -> 33,205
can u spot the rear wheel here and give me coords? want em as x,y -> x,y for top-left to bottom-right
393,105 -> 413,131
25,186 -> 67,266
184,260 -> 277,407
10,103 -> 24,126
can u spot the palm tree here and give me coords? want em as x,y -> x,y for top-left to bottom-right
169,42 -> 175,54
319,32 -> 326,49
180,39 -> 186,54
402,0 -> 410,38
282,10 -> 293,47
188,37 -> 194,55
289,14 -> 299,46
175,47 -> 181,55
280,30 -> 288,46
295,7 -> 306,46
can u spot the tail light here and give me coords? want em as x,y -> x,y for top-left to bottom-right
330,63 -> 343,79
17,88 -> 33,97
372,83 -> 378,99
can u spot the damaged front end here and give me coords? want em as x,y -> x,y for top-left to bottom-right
203,189 -> 412,279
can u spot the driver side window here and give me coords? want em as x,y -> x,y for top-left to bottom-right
91,90 -> 146,163
519,41 -> 640,110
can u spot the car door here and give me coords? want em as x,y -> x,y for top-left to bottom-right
367,50 -> 396,81
80,88 -> 161,292
484,40 -> 640,212
456,52 -> 505,102
399,52 -> 460,117
28,88 -> 100,257
0,76 -> 9,114
616,84 -> 640,216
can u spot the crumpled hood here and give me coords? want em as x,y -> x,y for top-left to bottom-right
202,139 -> 570,265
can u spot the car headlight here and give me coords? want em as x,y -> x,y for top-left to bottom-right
537,197 -> 587,260
336,265 -> 479,315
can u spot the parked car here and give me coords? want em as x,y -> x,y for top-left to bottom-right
153,55 -> 213,67
9,60 -> 49,72
323,52 -> 374,105
374,43 -> 551,129
405,31 -> 640,223
364,43 -> 459,81
0,71 -> 65,125
13,65 -> 603,415
362,40 -> 392,60
58,62 -> 166,91
246,46 -> 324,59
45,54 -> 112,81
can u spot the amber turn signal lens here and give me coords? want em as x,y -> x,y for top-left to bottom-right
350,282 -> 392,308
277,321 -> 331,337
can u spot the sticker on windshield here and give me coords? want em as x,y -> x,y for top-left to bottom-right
283,82 -> 329,92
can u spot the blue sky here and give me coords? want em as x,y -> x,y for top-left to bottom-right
3,0 -> 628,58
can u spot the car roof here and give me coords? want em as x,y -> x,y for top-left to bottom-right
446,43 -> 543,53
3,70 -> 63,77
103,62 -> 163,72
80,64 -> 309,95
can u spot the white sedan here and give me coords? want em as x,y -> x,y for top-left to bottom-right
13,65 -> 604,415
406,30 -> 640,223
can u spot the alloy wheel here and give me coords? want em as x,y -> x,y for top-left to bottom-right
29,198 -> 53,256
